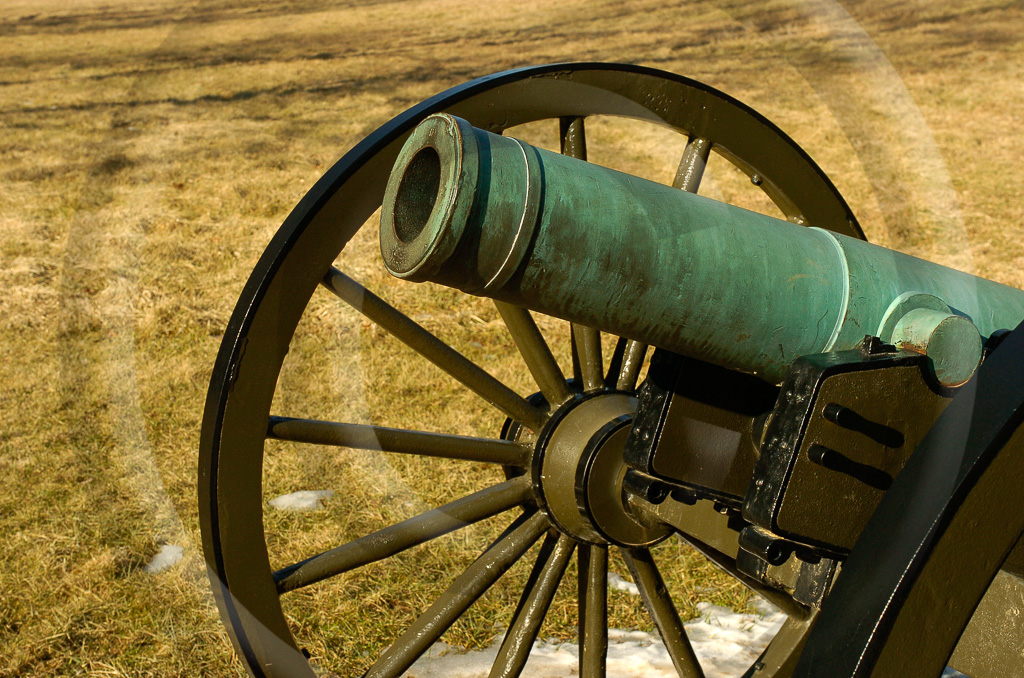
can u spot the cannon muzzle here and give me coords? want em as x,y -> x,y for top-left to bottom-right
380,113 -> 1024,385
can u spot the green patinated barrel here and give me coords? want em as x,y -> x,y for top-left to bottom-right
379,113 -> 1024,385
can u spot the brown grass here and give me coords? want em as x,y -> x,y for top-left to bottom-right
2,0 -> 1023,674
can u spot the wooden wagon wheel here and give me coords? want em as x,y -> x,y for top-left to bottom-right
198,63 -> 864,678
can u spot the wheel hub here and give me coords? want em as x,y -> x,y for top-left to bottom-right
533,393 -> 670,546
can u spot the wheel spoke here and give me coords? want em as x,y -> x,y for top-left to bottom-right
489,532 -> 576,678
364,511 -> 549,678
606,338 -> 626,389
267,416 -> 530,466
578,544 -> 609,678
616,339 -> 648,391
672,136 -> 711,193
559,115 -> 587,160
605,337 -> 648,391
624,547 -> 706,678
571,327 -> 583,385
558,117 -> 604,394
274,476 -> 532,593
572,324 -> 604,392
494,301 -> 572,406
322,267 -> 546,431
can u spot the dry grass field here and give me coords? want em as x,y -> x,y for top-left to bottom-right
2,0 -> 1023,675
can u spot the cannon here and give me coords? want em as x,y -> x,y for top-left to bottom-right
199,64 -> 1024,678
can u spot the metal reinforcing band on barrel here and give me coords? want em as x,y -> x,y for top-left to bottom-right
811,227 -> 851,352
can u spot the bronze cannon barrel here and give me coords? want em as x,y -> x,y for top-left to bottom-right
379,113 -> 1024,385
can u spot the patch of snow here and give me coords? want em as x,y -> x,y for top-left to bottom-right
401,601 -> 786,678
684,603 -> 786,675
399,600 -> 974,678
395,597 -> 971,678
269,489 -> 334,511
143,544 -> 183,574
607,572 -> 639,595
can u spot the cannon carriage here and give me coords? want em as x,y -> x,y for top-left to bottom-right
199,63 -> 1024,677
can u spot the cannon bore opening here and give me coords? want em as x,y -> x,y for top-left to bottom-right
393,146 -> 441,244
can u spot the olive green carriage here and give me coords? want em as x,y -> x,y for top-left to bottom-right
199,63 -> 1024,678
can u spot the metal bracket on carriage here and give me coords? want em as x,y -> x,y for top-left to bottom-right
623,340 -> 967,552
621,466 -> 826,616
618,336 -> 981,609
